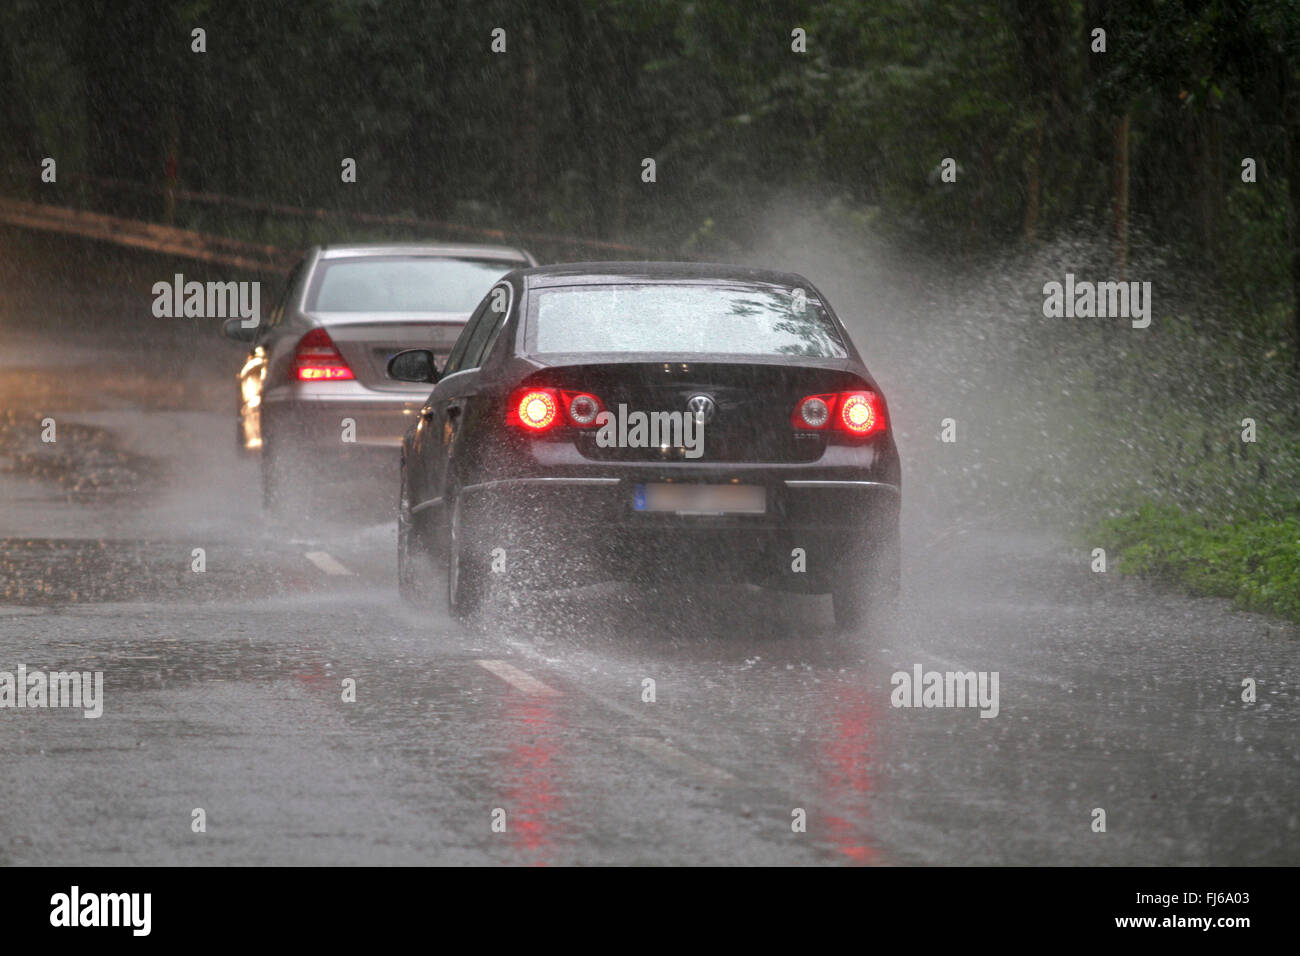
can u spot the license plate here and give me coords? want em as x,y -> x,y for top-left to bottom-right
633,483 -> 766,514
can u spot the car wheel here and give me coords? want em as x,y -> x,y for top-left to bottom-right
261,429 -> 316,521
260,434 -> 291,518
397,469 -> 435,605
446,494 -> 485,619
831,536 -> 900,634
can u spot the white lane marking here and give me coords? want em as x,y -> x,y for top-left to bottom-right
304,551 -> 353,576
476,659 -> 562,697
500,638 -> 750,790
622,736 -> 737,788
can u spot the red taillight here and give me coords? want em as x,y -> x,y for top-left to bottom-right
560,391 -> 604,427
514,389 -> 559,430
506,388 -> 605,431
293,328 -> 354,381
793,394 -> 835,430
792,390 -> 886,437
837,392 -> 881,434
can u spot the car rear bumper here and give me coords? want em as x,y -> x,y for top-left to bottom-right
263,382 -> 430,448
446,465 -> 900,588
451,436 -> 898,527
457,474 -> 898,528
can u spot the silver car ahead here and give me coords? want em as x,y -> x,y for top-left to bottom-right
222,242 -> 536,516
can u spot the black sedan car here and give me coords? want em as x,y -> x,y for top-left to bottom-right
389,262 -> 901,631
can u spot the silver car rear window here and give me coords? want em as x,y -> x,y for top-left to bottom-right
308,257 -> 517,313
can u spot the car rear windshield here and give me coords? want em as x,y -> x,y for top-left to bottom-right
308,257 -> 519,312
529,283 -> 848,357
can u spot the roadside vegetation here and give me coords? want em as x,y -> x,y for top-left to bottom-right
1099,506 -> 1300,622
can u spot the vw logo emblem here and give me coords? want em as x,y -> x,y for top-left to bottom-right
686,394 -> 716,423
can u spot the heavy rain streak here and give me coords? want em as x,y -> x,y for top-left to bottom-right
0,0 -> 1296,902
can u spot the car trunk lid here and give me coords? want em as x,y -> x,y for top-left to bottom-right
317,314 -> 469,390
523,359 -> 867,463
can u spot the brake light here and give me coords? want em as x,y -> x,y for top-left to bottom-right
792,391 -> 886,437
293,328 -> 354,381
515,390 -> 559,430
506,387 -> 606,431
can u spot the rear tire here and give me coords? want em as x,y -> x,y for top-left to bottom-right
831,536 -> 900,634
261,430 -> 317,522
446,495 -> 486,619
398,471 -> 436,605
260,435 -> 291,519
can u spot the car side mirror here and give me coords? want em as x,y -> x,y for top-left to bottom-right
222,318 -> 258,343
387,348 -> 439,384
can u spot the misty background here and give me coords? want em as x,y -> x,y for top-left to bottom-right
1,0 -> 1298,619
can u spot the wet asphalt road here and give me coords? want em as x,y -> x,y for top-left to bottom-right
1,228 -> 1297,865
